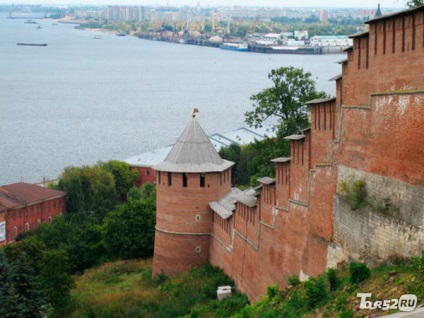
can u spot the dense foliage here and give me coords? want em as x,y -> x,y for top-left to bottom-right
245,66 -> 327,136
219,137 -> 289,186
407,0 -> 424,7
219,67 -> 325,186
55,160 -> 138,220
1,161 -> 155,317
103,194 -> 156,259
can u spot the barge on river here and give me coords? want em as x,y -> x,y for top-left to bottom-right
17,43 -> 48,47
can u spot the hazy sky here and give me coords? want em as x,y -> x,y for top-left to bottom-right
0,0 -> 406,8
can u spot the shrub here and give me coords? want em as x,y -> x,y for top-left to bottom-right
266,284 -> 280,299
410,250 -> 424,275
348,180 -> 367,210
349,262 -> 371,284
327,268 -> 340,291
288,274 -> 300,287
338,177 -> 368,210
304,275 -> 328,309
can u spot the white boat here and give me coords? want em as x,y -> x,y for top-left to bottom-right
220,42 -> 248,52
94,34 -> 102,39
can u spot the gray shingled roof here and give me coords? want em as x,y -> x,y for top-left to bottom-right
306,97 -> 336,105
284,134 -> 305,141
154,118 -> 234,173
257,177 -> 276,185
209,187 -> 257,219
271,157 -> 291,163
209,188 -> 241,219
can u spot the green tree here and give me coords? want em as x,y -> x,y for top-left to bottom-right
103,190 -> 156,260
36,215 -> 107,273
39,249 -> 74,317
246,136 -> 289,184
407,0 -> 424,7
219,143 -> 242,184
0,253 -> 43,317
100,160 -> 138,201
219,136 -> 289,186
245,66 -> 327,137
4,236 -> 46,275
57,165 -> 117,220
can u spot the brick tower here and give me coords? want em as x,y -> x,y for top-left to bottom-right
152,111 -> 233,276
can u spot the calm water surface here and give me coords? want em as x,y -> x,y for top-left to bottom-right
0,13 -> 344,184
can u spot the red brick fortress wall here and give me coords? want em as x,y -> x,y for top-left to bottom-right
210,7 -> 424,300
210,98 -> 338,300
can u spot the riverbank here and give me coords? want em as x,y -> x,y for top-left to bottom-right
56,15 -> 348,55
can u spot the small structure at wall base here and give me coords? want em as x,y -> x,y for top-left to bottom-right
217,286 -> 232,301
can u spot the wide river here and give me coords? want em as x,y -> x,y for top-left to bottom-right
0,13 -> 344,185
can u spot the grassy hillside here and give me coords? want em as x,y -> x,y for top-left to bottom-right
70,254 -> 423,318
70,260 -> 248,318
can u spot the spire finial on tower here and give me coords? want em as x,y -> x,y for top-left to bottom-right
375,3 -> 382,17
192,108 -> 199,118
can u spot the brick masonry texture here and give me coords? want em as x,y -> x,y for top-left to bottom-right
152,7 -> 424,300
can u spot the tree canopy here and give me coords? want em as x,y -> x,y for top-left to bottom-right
55,160 -> 138,220
221,67 -> 328,186
407,0 -> 424,7
245,66 -> 327,137
103,184 -> 156,260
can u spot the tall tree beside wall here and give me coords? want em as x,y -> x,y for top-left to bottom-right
407,0 -> 424,7
221,67 -> 327,186
245,66 -> 327,137
103,184 -> 156,260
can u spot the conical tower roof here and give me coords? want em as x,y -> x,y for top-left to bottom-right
154,116 -> 234,173
374,4 -> 382,17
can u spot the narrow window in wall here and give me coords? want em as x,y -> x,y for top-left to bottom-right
374,24 -> 378,55
402,16 -> 406,52
146,169 -> 150,176
317,106 -> 321,130
358,38 -> 361,69
323,105 -> 327,130
422,11 -> 424,48
13,226 -> 17,239
383,21 -> 387,54
158,171 -> 161,184
200,174 -> 205,188
25,223 -> 30,232
168,172 -> 172,186
412,14 -> 416,50
392,19 -> 396,53
183,173 -> 188,187
366,37 -> 369,69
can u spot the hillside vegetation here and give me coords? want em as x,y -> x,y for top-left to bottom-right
70,254 -> 423,318
71,260 -> 248,318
